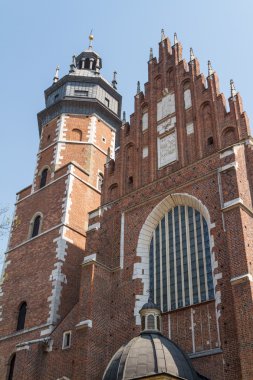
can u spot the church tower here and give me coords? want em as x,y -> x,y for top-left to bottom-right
0,34 -> 121,378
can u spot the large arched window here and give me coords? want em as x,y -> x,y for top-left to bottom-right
7,354 -> 16,380
149,205 -> 214,312
17,302 -> 27,331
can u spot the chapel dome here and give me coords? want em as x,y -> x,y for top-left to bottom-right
102,332 -> 208,380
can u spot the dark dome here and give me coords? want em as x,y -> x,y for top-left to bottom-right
102,332 -> 208,380
140,298 -> 160,312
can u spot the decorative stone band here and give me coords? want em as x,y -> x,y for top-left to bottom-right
16,337 -> 52,352
230,273 -> 253,286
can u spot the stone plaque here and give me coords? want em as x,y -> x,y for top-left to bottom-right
157,116 -> 176,135
157,131 -> 177,168
157,93 -> 175,121
186,122 -> 194,135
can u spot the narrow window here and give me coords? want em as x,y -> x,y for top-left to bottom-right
147,315 -> 155,330
207,136 -> 214,145
105,97 -> 110,107
31,215 -> 41,238
54,94 -> 59,101
62,331 -> 71,349
84,58 -> 90,69
156,315 -> 160,331
7,354 -> 16,380
40,168 -> 48,188
17,302 -> 27,331
141,316 -> 145,330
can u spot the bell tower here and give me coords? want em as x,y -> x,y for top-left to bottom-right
0,34 -> 122,377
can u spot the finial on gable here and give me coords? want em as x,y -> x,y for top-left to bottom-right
230,79 -> 237,97
149,48 -> 153,61
161,29 -> 166,41
137,81 -> 141,94
208,60 -> 214,76
112,71 -> 117,89
190,48 -> 195,62
174,32 -> 178,45
53,65 -> 59,83
122,111 -> 126,123
69,55 -> 76,73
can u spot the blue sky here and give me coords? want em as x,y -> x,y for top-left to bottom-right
0,0 -> 253,258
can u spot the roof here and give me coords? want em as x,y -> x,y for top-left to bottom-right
102,332 -> 209,380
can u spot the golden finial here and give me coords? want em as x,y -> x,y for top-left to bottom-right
89,30 -> 94,49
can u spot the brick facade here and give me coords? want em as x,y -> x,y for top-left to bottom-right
1,33 -> 253,380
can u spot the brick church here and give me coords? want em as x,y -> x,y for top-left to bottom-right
1,30 -> 253,379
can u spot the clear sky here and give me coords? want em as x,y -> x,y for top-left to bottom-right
0,0 -> 253,259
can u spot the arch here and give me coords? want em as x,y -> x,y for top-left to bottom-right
17,301 -> 27,330
133,193 -> 219,324
29,212 -> 43,239
71,128 -> 82,141
221,126 -> 237,147
7,354 -> 16,380
166,68 -> 174,90
147,314 -> 155,330
124,143 -> 135,192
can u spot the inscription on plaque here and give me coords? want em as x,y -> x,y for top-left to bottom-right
157,93 -> 175,121
157,131 -> 177,168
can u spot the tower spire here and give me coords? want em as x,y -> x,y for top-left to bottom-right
88,30 -> 94,50
53,65 -> 59,83
230,79 -> 237,97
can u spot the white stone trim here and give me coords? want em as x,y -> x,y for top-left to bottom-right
218,162 -> 238,173
88,222 -> 100,231
89,208 -> 101,219
120,213 -> 125,269
75,320 -> 92,330
87,116 -> 97,144
219,149 -> 234,159
223,198 -> 243,209
83,253 -> 97,264
230,273 -> 253,285
53,114 -> 69,169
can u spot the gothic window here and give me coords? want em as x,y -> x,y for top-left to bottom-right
149,205 -> 214,312
17,302 -> 27,331
40,168 -> 48,188
31,214 -> 42,238
7,354 -> 16,380
97,172 -> 104,192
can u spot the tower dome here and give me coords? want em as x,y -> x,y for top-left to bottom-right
102,333 -> 208,380
103,301 -> 209,380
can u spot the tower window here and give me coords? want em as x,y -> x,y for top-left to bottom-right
62,331 -> 72,349
128,176 -> 133,185
207,136 -> 214,145
54,94 -> 59,101
105,97 -> 110,107
149,205 -> 214,312
84,58 -> 90,69
31,215 -> 41,238
7,354 -> 16,380
74,90 -> 88,97
40,168 -> 48,188
147,314 -> 155,330
17,302 -> 27,331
